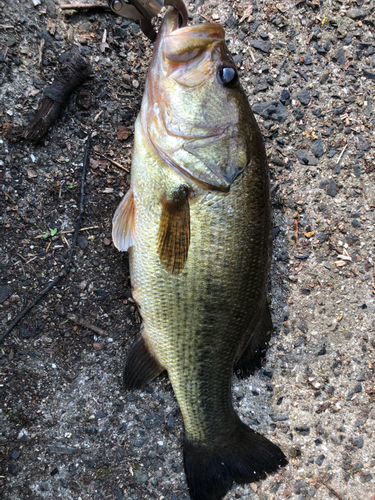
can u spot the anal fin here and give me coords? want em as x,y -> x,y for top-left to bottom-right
123,334 -> 164,389
112,188 -> 135,251
158,186 -> 190,274
234,302 -> 273,378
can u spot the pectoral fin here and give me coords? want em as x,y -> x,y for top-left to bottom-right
158,187 -> 190,274
112,188 -> 135,251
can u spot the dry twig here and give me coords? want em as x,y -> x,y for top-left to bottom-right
93,151 -> 130,172
0,134 -> 92,344
67,313 -> 107,336
314,478 -> 343,500
61,2 -> 110,11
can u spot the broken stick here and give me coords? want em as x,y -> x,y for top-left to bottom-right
67,313 -> 107,336
24,45 -> 92,142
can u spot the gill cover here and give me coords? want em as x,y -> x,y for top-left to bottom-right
141,9 -> 251,192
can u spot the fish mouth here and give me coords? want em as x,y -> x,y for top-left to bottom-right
162,9 -> 224,63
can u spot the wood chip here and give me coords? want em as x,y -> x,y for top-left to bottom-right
316,401 -> 331,413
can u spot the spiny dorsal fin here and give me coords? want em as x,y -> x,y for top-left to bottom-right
158,187 -> 190,275
112,188 -> 135,251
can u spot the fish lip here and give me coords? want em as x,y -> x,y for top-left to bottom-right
165,8 -> 224,39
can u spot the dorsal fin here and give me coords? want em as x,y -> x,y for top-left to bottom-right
112,188 -> 135,251
158,187 -> 190,274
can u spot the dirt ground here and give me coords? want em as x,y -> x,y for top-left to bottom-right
1,0 -> 375,499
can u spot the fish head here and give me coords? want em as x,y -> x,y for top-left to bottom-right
142,9 -> 256,191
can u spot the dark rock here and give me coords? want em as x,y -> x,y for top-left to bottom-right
8,463 -> 18,476
297,320 -> 308,333
317,346 -> 326,356
95,411 -> 107,420
295,150 -> 317,166
353,436 -> 364,448
232,54 -> 242,67
45,0 -> 57,18
0,284 -> 13,304
19,325 -> 38,339
252,101 -> 288,122
320,72 -> 329,84
360,473 -> 372,483
280,89 -> 290,104
332,48 -> 346,66
77,235 -> 89,249
303,54 -> 313,65
287,43 -> 296,52
294,480 -> 307,494
134,470 -> 148,485
295,425 -> 310,435
346,8 -> 369,19
354,383 -> 362,393
297,89 -> 311,106
167,413 -> 176,430
326,178 -> 337,197
358,135 -> 369,151
251,39 -> 271,53
294,107 -> 304,120
144,411 -> 164,429
312,137 -> 325,158
294,336 -> 305,348
319,180 -> 328,189
270,413 -> 289,422
9,450 -> 21,460
346,391 -> 354,400
116,489 -> 123,500
253,77 -> 268,93
225,16 -> 238,29
354,165 -> 361,178
352,219 -> 361,228
272,156 -> 284,167
317,232 -> 327,243
333,105 -> 347,115
315,454 -> 325,466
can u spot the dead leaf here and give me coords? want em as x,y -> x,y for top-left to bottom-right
100,42 -> 109,53
46,20 -> 56,35
117,126 -> 132,141
240,5 -> 253,23
90,158 -> 99,169
27,169 -> 38,178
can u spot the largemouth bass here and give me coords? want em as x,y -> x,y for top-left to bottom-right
113,9 -> 287,500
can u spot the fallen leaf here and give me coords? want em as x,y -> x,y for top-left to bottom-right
100,42 -> 109,53
27,169 -> 37,178
240,5 -> 253,22
117,126 -> 132,141
90,158 -> 99,169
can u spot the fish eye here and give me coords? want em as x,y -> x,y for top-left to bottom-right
217,65 -> 239,88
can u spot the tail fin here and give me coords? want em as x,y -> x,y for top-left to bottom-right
183,419 -> 287,500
